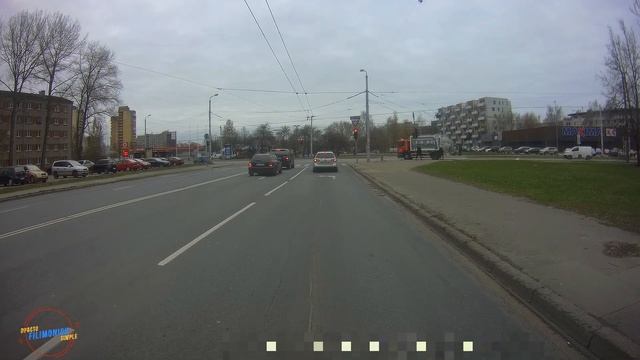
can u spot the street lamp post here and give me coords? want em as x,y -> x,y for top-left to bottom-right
144,114 -> 151,156
360,69 -> 370,162
208,93 -> 219,158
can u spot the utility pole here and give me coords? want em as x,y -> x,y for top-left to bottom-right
309,115 -> 315,156
600,109 -> 604,153
360,69 -> 370,162
208,93 -> 219,159
144,114 -> 151,156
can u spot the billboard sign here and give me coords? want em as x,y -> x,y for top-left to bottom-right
561,127 -> 601,137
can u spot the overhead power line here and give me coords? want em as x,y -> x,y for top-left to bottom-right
242,0 -> 308,115
264,0 -> 314,115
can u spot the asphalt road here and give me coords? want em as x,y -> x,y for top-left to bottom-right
0,161 -> 585,359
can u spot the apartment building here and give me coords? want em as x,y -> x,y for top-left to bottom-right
435,97 -> 512,146
0,90 -> 73,166
110,106 -> 136,154
135,130 -> 177,150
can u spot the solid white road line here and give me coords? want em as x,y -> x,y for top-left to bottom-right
23,328 -> 75,360
258,177 -> 265,180
0,172 -> 244,241
158,202 -> 256,266
264,181 -> 288,197
0,205 -> 29,214
112,185 -> 133,191
289,167 -> 306,181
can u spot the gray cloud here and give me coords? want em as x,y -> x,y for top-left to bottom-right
2,0 -> 636,141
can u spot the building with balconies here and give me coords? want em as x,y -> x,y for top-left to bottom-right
0,90 -> 73,166
435,97 -> 512,146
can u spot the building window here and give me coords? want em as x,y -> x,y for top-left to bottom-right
63,118 -> 68,126
492,107 -> 495,111
54,105 -> 60,113
493,100 -> 496,105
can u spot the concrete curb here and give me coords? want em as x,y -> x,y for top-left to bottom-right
350,164 -> 640,360
0,163 -> 237,203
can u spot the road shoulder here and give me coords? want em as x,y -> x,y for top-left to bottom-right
350,160 -> 640,360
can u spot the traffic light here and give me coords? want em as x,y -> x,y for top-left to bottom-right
413,127 -> 419,139
353,128 -> 359,140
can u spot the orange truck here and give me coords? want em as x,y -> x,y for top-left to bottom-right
397,135 -> 443,160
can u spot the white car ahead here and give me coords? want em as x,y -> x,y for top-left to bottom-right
313,151 -> 338,172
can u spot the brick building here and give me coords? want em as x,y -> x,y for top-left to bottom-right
0,90 -> 73,166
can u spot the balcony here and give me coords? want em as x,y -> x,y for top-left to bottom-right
471,110 -> 478,115
478,116 -> 485,121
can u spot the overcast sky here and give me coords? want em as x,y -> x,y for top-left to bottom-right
2,0 -> 637,142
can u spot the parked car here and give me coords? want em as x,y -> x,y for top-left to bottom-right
51,160 -> 89,178
78,160 -> 95,170
133,158 -> 151,169
167,157 -> 184,166
194,156 -> 210,164
540,147 -> 558,155
499,146 -> 513,153
116,158 -> 142,172
313,151 -> 338,172
248,153 -> 282,176
514,146 -> 531,154
22,164 -> 48,183
271,148 -> 295,169
563,146 -> 594,160
145,158 -> 170,167
211,152 -> 222,159
93,159 -> 118,174
485,146 -> 500,152
0,166 -> 28,186
526,147 -> 541,154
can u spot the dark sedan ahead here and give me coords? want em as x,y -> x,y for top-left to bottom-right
271,149 -> 294,169
248,154 -> 282,176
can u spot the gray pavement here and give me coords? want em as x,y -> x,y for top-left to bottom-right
352,159 -> 640,359
0,160 -> 584,359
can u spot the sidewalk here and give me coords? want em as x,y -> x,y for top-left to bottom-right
352,159 -> 640,359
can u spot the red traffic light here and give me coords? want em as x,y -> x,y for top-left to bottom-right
353,128 -> 359,139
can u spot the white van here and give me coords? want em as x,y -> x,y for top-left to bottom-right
563,146 -> 594,160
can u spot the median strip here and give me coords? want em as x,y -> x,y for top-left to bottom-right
0,173 -> 244,240
158,202 -> 256,266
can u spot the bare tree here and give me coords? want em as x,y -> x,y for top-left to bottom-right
67,41 -> 121,158
521,112 -> 541,129
0,10 -> 45,165
83,116 -> 105,161
36,12 -> 83,168
544,104 -> 563,124
602,21 -> 640,165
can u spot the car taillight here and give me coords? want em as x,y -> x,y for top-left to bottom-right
332,158 -> 337,162
284,156 -> 288,160
268,162 -> 273,167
